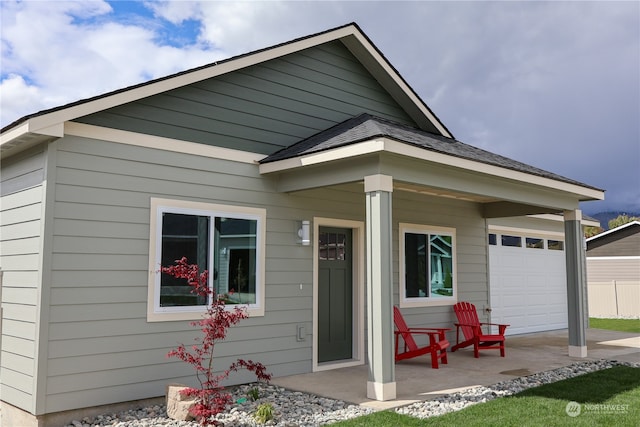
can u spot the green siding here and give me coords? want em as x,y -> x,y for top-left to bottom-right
0,147 -> 46,412
36,136 -> 490,413
392,190 -> 489,332
41,137 -> 358,412
73,41 -> 414,155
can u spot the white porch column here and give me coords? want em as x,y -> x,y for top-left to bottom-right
364,174 -> 396,401
564,209 -> 588,357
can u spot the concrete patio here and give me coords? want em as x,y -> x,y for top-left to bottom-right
271,328 -> 640,410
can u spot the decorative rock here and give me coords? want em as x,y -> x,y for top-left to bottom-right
64,359 -> 639,427
165,384 -> 196,421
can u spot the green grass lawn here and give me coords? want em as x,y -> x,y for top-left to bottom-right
333,366 -> 640,427
589,317 -> 640,333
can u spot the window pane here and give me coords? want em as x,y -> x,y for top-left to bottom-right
405,233 -> 427,297
501,235 -> 522,247
526,237 -> 544,249
548,240 -> 564,251
318,232 -> 346,261
488,233 -> 497,245
160,213 -> 209,307
215,217 -> 257,304
430,234 -> 453,297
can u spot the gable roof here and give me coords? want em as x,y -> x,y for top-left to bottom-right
1,23 -> 452,156
261,113 -> 603,193
586,220 -> 640,243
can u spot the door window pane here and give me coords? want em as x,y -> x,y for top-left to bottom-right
319,232 -> 347,261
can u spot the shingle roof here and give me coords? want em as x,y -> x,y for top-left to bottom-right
260,113 -> 602,191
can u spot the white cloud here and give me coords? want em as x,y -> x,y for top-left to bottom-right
145,0 -> 203,25
0,0 -> 221,127
1,0 -> 637,213
0,74 -> 47,126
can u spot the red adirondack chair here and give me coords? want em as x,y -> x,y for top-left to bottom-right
451,301 -> 509,358
393,306 -> 451,369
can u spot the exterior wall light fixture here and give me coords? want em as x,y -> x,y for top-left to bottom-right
298,220 -> 311,246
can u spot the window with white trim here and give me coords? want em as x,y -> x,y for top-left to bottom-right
148,198 -> 265,321
400,223 -> 457,307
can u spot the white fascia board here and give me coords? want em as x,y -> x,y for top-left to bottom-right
0,122 -> 63,146
65,122 -> 263,164
14,27 -> 361,135
259,136 -> 605,201
0,122 -> 30,145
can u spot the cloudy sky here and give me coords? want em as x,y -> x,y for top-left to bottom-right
1,1 -> 638,215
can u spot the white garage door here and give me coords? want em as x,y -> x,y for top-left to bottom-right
489,232 -> 567,335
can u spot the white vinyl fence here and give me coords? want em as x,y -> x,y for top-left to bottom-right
588,280 -> 640,318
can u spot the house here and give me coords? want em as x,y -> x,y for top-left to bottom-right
0,23 -> 604,426
586,221 -> 640,318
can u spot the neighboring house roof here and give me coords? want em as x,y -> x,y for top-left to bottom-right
586,220 -> 640,257
1,22 -> 452,155
586,220 -> 640,243
260,113 -> 601,192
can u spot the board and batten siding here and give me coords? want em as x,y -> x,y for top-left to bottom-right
0,145 -> 47,412
73,41 -> 414,156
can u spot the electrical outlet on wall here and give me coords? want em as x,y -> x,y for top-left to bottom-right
296,324 -> 306,341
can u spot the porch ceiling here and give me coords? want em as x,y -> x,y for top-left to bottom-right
393,181 -> 497,203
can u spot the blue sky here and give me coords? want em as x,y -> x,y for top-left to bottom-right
1,1 -> 638,215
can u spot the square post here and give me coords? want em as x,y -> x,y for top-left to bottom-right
564,209 -> 588,357
364,174 -> 396,400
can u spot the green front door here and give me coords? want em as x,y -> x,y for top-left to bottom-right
318,227 -> 353,363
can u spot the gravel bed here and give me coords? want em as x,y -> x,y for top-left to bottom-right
66,359 -> 639,427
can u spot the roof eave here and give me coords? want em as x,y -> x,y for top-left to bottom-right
258,137 -> 606,202
0,122 -> 64,158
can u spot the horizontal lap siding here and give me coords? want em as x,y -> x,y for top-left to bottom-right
0,147 -> 46,411
35,41 -> 483,413
392,191 -> 488,332
586,258 -> 640,281
73,41 -> 413,155
44,137 -> 365,412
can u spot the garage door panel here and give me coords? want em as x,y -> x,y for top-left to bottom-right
489,238 -> 567,335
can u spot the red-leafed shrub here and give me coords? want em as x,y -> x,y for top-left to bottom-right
162,257 -> 272,424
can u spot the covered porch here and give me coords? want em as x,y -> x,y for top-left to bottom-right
260,114 -> 605,401
271,328 -> 640,409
